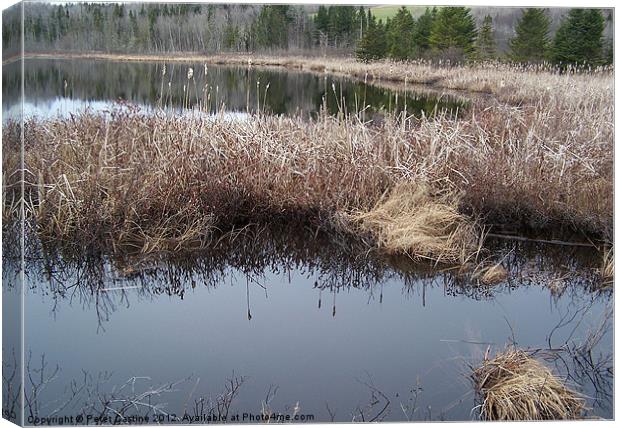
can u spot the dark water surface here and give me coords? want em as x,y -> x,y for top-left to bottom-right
3,58 -> 467,119
2,228 -> 614,423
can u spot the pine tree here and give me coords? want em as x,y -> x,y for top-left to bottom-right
552,9 -> 605,67
357,6 -> 366,40
412,7 -> 435,56
429,7 -> 477,58
356,14 -> 387,62
254,5 -> 292,50
475,15 -> 497,61
387,6 -> 415,60
509,8 -> 551,63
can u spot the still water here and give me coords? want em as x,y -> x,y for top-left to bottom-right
2,227 -> 614,423
3,58 -> 467,119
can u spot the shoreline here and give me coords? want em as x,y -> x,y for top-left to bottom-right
5,51 -> 484,103
6,51 -> 612,105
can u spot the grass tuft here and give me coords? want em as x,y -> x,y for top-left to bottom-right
349,183 -> 480,264
473,349 -> 585,420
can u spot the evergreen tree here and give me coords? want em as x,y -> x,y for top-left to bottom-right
357,6 -> 366,40
429,7 -> 477,57
254,5 -> 292,49
552,9 -> 605,67
356,14 -> 387,62
509,8 -> 551,63
314,6 -> 329,34
412,7 -> 435,56
475,15 -> 497,60
387,6 -> 415,60
223,22 -> 240,50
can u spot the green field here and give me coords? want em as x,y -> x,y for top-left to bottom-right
369,5 -> 427,21
309,5 -> 427,21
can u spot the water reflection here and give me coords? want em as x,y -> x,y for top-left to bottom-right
3,58 -> 468,119
1,224 -> 612,421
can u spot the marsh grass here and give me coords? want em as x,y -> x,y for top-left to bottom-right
598,249 -> 613,289
3,59 -> 612,262
349,183 -> 480,264
6,97 -> 611,260
472,348 -> 585,420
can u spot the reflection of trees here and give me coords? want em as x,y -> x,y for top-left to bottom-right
2,349 -> 21,424
5,59 -> 469,119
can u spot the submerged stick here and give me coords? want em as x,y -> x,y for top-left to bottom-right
485,233 -> 596,248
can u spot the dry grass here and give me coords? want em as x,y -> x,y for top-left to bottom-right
473,349 -> 585,420
599,248 -> 613,289
349,183 -> 480,264
3,60 -> 612,258
1,123 -> 21,229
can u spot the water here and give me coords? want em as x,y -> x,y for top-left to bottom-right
2,227 -> 614,423
3,58 -> 467,120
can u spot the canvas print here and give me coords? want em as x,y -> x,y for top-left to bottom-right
1,1 -> 614,424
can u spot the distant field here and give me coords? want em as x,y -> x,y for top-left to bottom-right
309,5 -> 426,21
369,5 -> 427,21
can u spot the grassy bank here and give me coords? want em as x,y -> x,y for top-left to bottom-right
4,74 -> 612,261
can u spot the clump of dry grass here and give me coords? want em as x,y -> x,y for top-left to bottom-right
349,183 -> 480,264
472,348 -> 585,420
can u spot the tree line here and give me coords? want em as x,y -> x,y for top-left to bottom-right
356,6 -> 612,67
4,3 -> 613,67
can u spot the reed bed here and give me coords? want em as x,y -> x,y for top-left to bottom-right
3,60 -> 612,260
472,349 -> 585,420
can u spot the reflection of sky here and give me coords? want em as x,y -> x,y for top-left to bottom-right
3,97 -> 251,122
16,259 -> 613,422
15,98 -> 120,120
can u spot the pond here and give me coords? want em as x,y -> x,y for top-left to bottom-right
1,226 -> 614,423
2,58 -> 467,120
